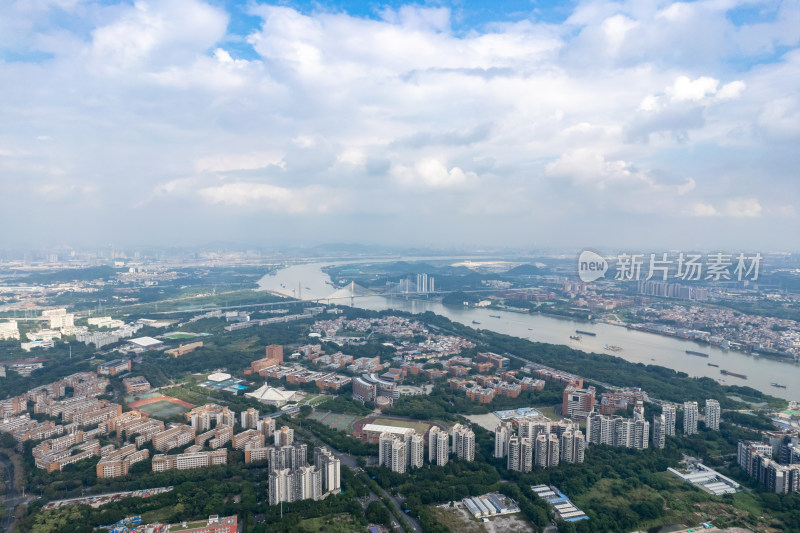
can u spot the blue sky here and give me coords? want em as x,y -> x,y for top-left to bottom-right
1,0 -> 799,250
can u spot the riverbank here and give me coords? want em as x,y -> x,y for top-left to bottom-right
258,262 -> 800,402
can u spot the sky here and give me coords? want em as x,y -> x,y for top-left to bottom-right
1,0 -> 799,251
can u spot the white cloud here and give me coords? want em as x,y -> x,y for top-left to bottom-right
195,152 -> 285,173
724,197 -> 762,218
627,74 -> 746,142
198,182 -> 338,213
668,76 -> 719,102
545,150 -> 645,188
756,96 -> 800,140
602,14 -> 638,57
392,159 -> 475,189
687,198 -> 763,218
716,80 -> 746,100
676,177 -> 696,195
0,0 -> 798,247
688,202 -> 719,217
89,0 -> 228,72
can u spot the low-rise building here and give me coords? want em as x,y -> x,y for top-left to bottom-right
151,449 -> 227,471
122,376 -> 150,394
97,359 -> 131,376
165,341 -> 203,357
152,424 -> 196,452
96,445 -> 149,478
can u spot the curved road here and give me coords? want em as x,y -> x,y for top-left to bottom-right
0,455 -> 18,532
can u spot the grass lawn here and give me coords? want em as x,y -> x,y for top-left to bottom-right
301,394 -> 329,406
536,406 -> 559,421
168,386 -> 212,405
142,505 -> 177,524
731,491 -> 762,517
297,513 -> 361,533
137,400 -> 191,418
164,332 -> 197,340
170,520 -> 208,531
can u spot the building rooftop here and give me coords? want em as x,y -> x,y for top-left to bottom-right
362,423 -> 415,436
128,337 -> 163,348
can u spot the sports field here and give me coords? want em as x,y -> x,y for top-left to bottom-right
309,411 -> 360,432
124,391 -> 161,403
129,396 -> 194,419
371,417 -> 431,435
164,332 -> 197,340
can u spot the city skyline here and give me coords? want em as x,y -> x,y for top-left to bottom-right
2,0 -> 799,249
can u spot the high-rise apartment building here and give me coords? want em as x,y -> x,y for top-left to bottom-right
314,447 -> 341,494
428,426 -> 450,467
268,444 -> 307,473
559,430 -> 586,464
684,402 -> 699,435
275,426 -> 294,446
268,444 -> 340,505
507,436 -> 520,470
410,433 -> 425,469
663,404 -> 677,436
452,424 -> 475,462
240,408 -> 259,429
652,414 -> 666,449
494,422 -> 510,458
518,416 -> 552,440
705,399 -> 720,431
587,413 -> 648,449
634,418 -> 650,450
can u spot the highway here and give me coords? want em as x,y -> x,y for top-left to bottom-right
1,455 -> 18,532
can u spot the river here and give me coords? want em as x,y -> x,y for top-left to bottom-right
258,261 -> 799,402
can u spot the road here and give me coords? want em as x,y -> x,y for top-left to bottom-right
0,455 -> 18,532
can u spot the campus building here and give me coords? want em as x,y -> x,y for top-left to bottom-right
562,386 -> 596,418
151,449 -> 227,472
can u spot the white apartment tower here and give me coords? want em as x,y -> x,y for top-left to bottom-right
507,436 -> 520,471
705,399 -> 721,431
314,447 -> 341,494
240,408 -> 259,429
684,402 -> 699,435
410,433 -> 425,469
520,437 -> 534,472
559,430 -> 586,464
436,430 -> 449,466
451,424 -> 475,462
379,432 -> 408,474
652,414 -> 666,449
634,418 -> 650,450
663,404 -> 677,436
518,416 -> 551,441
275,426 -> 294,446
494,422 -> 510,458
428,427 -> 449,467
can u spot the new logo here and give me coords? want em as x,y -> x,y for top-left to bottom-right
577,250 -> 608,282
